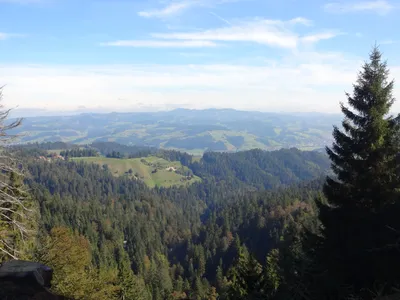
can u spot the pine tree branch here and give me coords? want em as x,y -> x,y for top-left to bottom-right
0,207 -> 25,218
0,246 -> 18,260
0,239 -> 22,254
0,87 -> 34,260
0,189 -> 33,212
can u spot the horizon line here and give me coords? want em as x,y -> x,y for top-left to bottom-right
9,107 -> 344,119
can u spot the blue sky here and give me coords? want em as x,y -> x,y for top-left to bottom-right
0,0 -> 399,114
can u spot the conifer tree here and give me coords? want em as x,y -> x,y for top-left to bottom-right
207,287 -> 218,300
227,245 -> 265,299
193,276 -> 205,300
265,248 -> 281,297
312,47 -> 400,299
117,247 -> 149,300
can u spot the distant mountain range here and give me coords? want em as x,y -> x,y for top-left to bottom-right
9,108 -> 342,154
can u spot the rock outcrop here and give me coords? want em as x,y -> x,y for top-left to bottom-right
0,260 -> 63,300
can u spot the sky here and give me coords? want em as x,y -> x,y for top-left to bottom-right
0,0 -> 399,114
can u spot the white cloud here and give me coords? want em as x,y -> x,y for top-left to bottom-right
302,31 -> 342,43
101,40 -> 218,48
324,1 -> 394,15
4,51 -> 398,114
0,32 -> 24,40
101,17 -> 336,49
0,33 -> 9,40
138,0 -> 254,18
150,18 -> 338,49
288,17 -> 313,26
138,1 -> 194,18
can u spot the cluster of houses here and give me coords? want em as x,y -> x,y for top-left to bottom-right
37,153 -> 65,162
165,166 -> 177,172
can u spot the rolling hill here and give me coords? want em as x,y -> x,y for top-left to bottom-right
9,108 -> 341,154
72,156 -> 201,188
17,141 -> 330,190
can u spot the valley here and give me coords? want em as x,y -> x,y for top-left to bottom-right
1,3 -> 398,296
9,109 -> 341,154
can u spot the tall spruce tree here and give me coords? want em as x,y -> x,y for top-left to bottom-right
312,47 -> 400,299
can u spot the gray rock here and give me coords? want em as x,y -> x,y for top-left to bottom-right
0,260 -> 53,288
0,260 -> 62,299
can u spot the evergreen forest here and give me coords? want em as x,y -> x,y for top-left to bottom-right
2,47 -> 400,300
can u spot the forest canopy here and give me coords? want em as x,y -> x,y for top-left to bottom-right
2,47 -> 400,300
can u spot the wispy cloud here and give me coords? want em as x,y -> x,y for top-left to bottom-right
4,51 -> 390,114
0,32 -> 24,40
179,52 -> 211,57
209,12 -> 232,26
288,17 -> 314,26
302,31 -> 342,43
150,18 -> 338,49
102,18 -> 338,49
101,40 -> 218,48
138,0 -> 248,18
323,1 -> 394,15
138,1 -> 194,18
0,33 -> 9,40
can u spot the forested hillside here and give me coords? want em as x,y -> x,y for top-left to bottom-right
191,149 -> 330,189
2,47 -> 400,300
0,141 -> 328,299
14,141 -> 330,190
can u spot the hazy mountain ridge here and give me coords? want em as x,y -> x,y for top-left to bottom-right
10,109 -> 341,154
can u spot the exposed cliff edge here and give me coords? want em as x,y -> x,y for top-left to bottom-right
0,260 -> 64,299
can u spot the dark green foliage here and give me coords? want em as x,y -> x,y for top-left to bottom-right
6,141 -> 329,299
106,150 -> 124,158
91,142 -> 157,158
158,149 -> 193,166
190,148 -> 329,189
6,47 -> 400,300
60,148 -> 99,158
227,245 -> 265,299
304,47 -> 400,299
